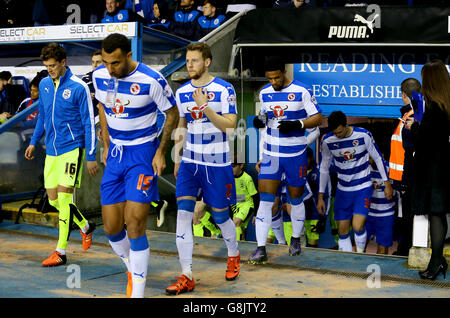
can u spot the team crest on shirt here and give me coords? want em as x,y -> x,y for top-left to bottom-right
353,139 -> 359,147
269,105 -> 288,119
110,98 -> 130,118
187,105 -> 207,122
62,88 -> 71,99
207,92 -> 215,101
372,180 -> 383,191
339,149 -> 357,162
130,83 -> 140,95
288,93 -> 296,101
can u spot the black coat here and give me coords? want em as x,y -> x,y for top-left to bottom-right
409,101 -> 450,215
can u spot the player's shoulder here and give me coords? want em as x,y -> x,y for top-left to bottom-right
211,77 -> 235,91
176,80 -> 193,94
291,79 -> 312,92
92,64 -> 107,78
322,131 -> 335,143
353,126 -> 372,138
134,63 -> 166,83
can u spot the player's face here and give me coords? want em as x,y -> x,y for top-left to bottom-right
30,85 -> 39,100
266,70 -> 286,91
186,50 -> 210,80
91,54 -> 103,70
106,0 -> 118,13
153,3 -> 160,18
332,125 -> 348,139
43,58 -> 66,80
203,3 -> 214,17
102,48 -> 132,78
232,163 -> 244,176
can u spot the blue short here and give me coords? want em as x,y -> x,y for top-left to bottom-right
366,214 -> 395,247
176,161 -> 236,210
259,152 -> 307,187
334,186 -> 373,221
101,140 -> 159,205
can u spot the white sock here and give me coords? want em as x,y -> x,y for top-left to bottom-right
271,215 -> 286,244
354,229 -> 367,253
130,247 -> 150,298
108,234 -> 131,272
56,248 -> 66,255
81,222 -> 89,234
176,210 -> 194,279
255,199 -> 275,247
290,201 -> 305,238
338,234 -> 353,252
216,218 -> 239,257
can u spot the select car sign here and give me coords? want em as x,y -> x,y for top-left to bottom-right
0,22 -> 137,43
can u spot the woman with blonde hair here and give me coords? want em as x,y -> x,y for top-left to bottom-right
406,59 -> 450,280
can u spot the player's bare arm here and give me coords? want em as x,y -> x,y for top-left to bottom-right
173,117 -> 187,179
98,102 -> 110,165
153,107 -> 180,176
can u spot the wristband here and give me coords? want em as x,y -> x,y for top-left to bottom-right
199,103 -> 208,111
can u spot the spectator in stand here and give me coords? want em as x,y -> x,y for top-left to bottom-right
169,0 -> 201,40
81,50 -> 103,123
0,0 -> 33,27
101,0 -> 146,23
405,59 -> 450,280
0,71 -> 27,124
148,0 -> 172,31
193,0 -> 226,40
15,75 -> 45,129
273,0 -> 313,8
125,0 -> 155,24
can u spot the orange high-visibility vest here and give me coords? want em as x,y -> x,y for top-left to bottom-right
389,109 -> 414,181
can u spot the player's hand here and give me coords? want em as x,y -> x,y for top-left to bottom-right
384,180 -> 394,201
255,160 -> 261,174
25,145 -> 35,160
87,160 -> 99,177
277,120 -> 304,134
404,117 -> 414,130
152,149 -> 166,176
253,115 -> 266,129
174,163 -> 180,179
193,87 -> 208,107
317,196 -> 326,215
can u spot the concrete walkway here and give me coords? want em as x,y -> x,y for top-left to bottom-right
0,220 -> 448,299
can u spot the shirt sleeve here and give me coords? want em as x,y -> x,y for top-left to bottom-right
175,91 -> 185,118
78,84 -> 97,161
221,84 -> 237,115
319,139 -> 332,193
303,87 -> 321,117
245,174 -> 258,197
365,131 -> 388,181
151,73 -> 176,113
30,88 -> 45,146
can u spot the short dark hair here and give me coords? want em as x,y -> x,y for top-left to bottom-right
92,49 -> 102,57
401,78 -> 421,98
187,42 -> 212,61
328,111 -> 347,131
102,33 -> 131,54
0,71 -> 12,81
40,43 -> 66,62
264,56 -> 285,73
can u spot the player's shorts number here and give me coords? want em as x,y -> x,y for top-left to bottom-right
65,162 -> 77,176
299,165 -> 307,178
137,174 -> 153,191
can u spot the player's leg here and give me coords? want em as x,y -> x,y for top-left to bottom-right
166,161 -> 198,295
271,206 -> 286,244
249,153 -> 282,263
203,165 -> 240,281
375,214 -> 395,255
124,201 -> 151,298
352,186 -> 373,253
334,188 -> 354,252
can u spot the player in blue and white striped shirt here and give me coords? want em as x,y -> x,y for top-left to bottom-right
166,42 -> 240,296
317,111 -> 393,253
93,33 -> 179,298
366,159 -> 397,254
249,57 -> 322,264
